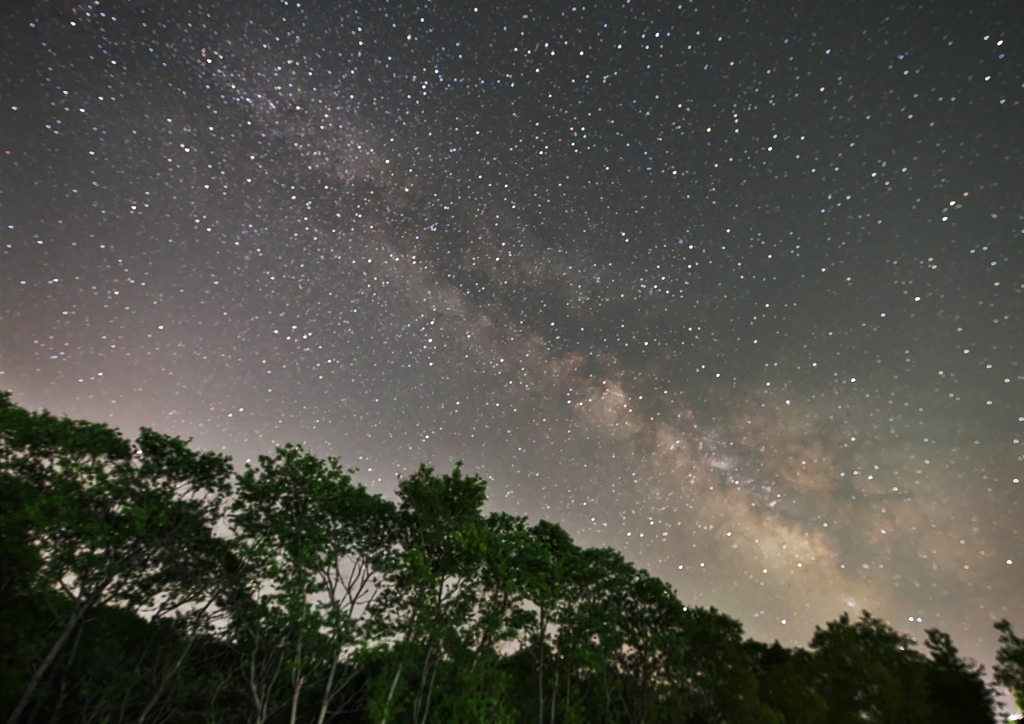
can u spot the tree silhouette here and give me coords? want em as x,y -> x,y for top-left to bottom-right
994,619 -> 1024,715
0,393 -> 1009,724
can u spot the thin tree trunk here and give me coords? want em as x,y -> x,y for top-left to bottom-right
47,674 -> 69,724
117,682 -> 136,724
248,651 -> 268,724
550,662 -> 558,724
316,645 -> 342,724
380,611 -> 418,724
7,579 -> 109,724
47,615 -> 88,724
245,634 -> 282,724
537,608 -> 545,724
419,663 -> 438,724
413,642 -> 435,724
564,667 -> 571,721
289,674 -> 305,724
618,679 -> 636,724
604,668 -> 613,724
137,601 -> 213,724
380,659 -> 404,724
289,637 -> 304,724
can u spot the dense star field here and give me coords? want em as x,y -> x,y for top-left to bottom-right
2,0 -> 1021,685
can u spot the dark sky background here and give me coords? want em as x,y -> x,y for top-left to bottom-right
2,0 -> 1022,697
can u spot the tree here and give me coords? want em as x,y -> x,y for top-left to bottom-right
610,569 -> 685,724
473,512 -> 535,657
367,463 -> 491,724
748,642 -> 829,724
0,393 -> 232,724
517,520 -> 577,724
1,395 -> 1005,723
666,606 -> 779,724
808,610 -> 931,724
228,444 -> 392,724
994,619 -> 1024,715
553,546 -> 630,723
921,628 -> 996,724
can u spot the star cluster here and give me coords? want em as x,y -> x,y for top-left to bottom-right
2,0 -> 1021,681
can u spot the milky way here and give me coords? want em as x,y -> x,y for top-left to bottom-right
2,0 -> 1021,690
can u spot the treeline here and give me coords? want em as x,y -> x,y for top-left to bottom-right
1,392 -> 1021,724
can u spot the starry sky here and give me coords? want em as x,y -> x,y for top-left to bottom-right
2,0 -> 1022,684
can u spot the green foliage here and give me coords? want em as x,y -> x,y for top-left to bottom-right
994,619 -> 1024,714
227,444 -> 394,724
0,392 -> 1009,724
1,392 -> 232,724
802,611 -> 998,724
808,610 -> 932,723
749,642 -> 829,724
922,628 -> 996,724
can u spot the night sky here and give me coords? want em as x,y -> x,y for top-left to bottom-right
2,0 -> 1022,685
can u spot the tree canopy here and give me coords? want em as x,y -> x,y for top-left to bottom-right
0,392 -> 1014,723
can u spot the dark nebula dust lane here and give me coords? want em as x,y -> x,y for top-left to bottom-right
2,0 -> 1021,679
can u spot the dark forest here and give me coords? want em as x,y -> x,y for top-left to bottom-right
2,392 -> 1022,724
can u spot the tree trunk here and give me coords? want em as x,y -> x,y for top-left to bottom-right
618,678 -> 636,724
380,613 -> 418,724
7,579 -> 110,724
289,674 -> 305,724
550,662 -> 558,724
46,616 -> 88,724
380,659 -> 404,724
413,642 -> 435,724
316,644 -> 342,724
244,633 -> 282,724
604,668 -> 613,724
289,638 -> 304,724
420,663 -> 438,724
565,667 -> 571,721
537,607 -> 546,724
137,600 -> 214,724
